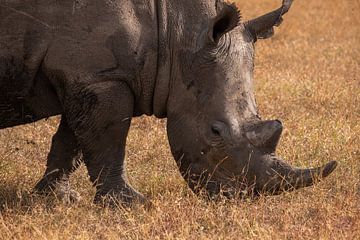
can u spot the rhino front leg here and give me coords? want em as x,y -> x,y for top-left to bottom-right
34,116 -> 82,203
64,81 -> 145,206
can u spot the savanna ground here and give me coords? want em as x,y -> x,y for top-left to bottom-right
0,0 -> 359,239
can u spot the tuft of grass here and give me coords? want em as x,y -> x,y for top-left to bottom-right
0,0 -> 359,239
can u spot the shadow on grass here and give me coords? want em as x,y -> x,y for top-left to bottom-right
0,182 -> 59,213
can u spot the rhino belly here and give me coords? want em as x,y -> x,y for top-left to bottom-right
0,100 -> 38,129
0,95 -> 62,130
0,59 -> 62,129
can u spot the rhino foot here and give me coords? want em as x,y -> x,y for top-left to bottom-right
94,186 -> 150,208
33,178 -> 81,204
54,183 -> 82,204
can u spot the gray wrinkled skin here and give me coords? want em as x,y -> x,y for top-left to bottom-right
0,0 -> 337,205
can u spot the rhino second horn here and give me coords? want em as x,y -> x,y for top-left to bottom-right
245,120 -> 283,151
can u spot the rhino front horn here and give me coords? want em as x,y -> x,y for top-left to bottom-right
245,120 -> 283,152
262,159 -> 338,195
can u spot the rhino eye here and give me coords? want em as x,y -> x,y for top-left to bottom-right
211,126 -> 221,136
210,121 -> 228,138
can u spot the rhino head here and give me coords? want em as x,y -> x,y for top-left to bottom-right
163,0 -> 337,198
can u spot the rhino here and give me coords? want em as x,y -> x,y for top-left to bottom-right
0,0 -> 337,205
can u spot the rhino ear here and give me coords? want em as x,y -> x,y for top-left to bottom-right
209,1 -> 241,43
245,0 -> 293,40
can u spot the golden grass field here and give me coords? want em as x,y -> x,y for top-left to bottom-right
0,0 -> 359,239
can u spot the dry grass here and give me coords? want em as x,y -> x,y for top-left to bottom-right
0,0 -> 359,239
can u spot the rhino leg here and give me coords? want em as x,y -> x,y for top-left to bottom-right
34,116 -> 82,203
64,81 -> 145,206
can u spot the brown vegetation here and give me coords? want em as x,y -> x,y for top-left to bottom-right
0,0 -> 359,239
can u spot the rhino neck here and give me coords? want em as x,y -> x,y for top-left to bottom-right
153,0 -> 171,118
153,0 -> 217,118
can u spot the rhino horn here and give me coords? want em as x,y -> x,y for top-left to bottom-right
262,158 -> 338,194
245,0 -> 294,39
245,120 -> 283,152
